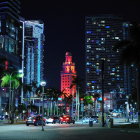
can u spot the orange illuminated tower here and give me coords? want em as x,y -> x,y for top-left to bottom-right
61,52 -> 77,97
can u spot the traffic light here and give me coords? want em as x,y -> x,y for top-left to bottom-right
5,60 -> 8,70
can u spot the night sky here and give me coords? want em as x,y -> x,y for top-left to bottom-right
20,0 -> 140,89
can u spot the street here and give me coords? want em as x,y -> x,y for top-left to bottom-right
0,123 -> 140,140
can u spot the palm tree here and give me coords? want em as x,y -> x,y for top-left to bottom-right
60,90 -> 73,115
36,87 -> 61,116
70,76 -> 84,120
1,73 -> 20,124
113,23 -> 140,127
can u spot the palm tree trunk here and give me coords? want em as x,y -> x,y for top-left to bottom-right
11,90 -> 15,124
136,65 -> 140,128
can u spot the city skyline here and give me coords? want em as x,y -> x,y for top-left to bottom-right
20,0 -> 140,89
1,0 -> 140,134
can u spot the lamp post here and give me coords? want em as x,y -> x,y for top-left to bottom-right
40,81 -> 46,131
19,19 -> 25,104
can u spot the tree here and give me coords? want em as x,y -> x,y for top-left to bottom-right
1,73 -> 21,124
113,23 -> 140,127
36,87 -> 62,116
70,76 -> 84,120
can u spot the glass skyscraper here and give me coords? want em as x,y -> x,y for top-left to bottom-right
85,15 -> 132,110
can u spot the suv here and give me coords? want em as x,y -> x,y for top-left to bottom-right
59,115 -> 75,124
26,116 -> 46,126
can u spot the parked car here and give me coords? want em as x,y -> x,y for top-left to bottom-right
59,115 -> 75,124
45,116 -> 60,124
82,117 -> 90,123
52,116 -> 60,124
82,116 -> 98,123
26,116 -> 46,126
45,117 -> 54,124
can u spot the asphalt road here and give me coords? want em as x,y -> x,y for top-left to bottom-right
0,124 -> 140,140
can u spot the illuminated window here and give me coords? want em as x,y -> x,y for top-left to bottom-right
105,26 -> 110,28
96,55 -> 99,58
101,38 -> 105,41
86,45 -> 91,49
86,31 -> 92,34
112,68 -> 116,72
115,37 -> 119,39
101,21 -> 105,23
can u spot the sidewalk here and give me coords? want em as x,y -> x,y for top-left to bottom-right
0,119 -> 25,125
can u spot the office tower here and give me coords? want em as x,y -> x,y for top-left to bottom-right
61,52 -> 77,97
85,15 -> 131,111
24,20 -> 45,88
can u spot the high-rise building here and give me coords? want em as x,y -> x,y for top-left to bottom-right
0,0 -> 21,70
85,15 -> 131,110
0,0 -> 21,113
61,52 -> 77,97
24,20 -> 45,88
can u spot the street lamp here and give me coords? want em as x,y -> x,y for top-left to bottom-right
40,81 -> 46,131
19,19 -> 25,104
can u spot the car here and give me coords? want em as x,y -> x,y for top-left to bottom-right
26,116 -> 46,126
45,116 -> 60,124
53,116 -> 60,124
45,117 -> 54,124
59,115 -> 75,124
82,116 -> 98,123
82,117 -> 90,123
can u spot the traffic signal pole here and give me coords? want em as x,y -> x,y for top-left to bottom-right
101,60 -> 105,127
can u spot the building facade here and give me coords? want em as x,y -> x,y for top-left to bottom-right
0,0 -> 21,114
24,20 -> 45,87
61,52 -> 77,97
85,15 -> 132,111
0,0 -> 21,70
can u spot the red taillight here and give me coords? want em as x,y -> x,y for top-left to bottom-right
60,117 -> 63,120
66,118 -> 69,120
33,119 -> 35,122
